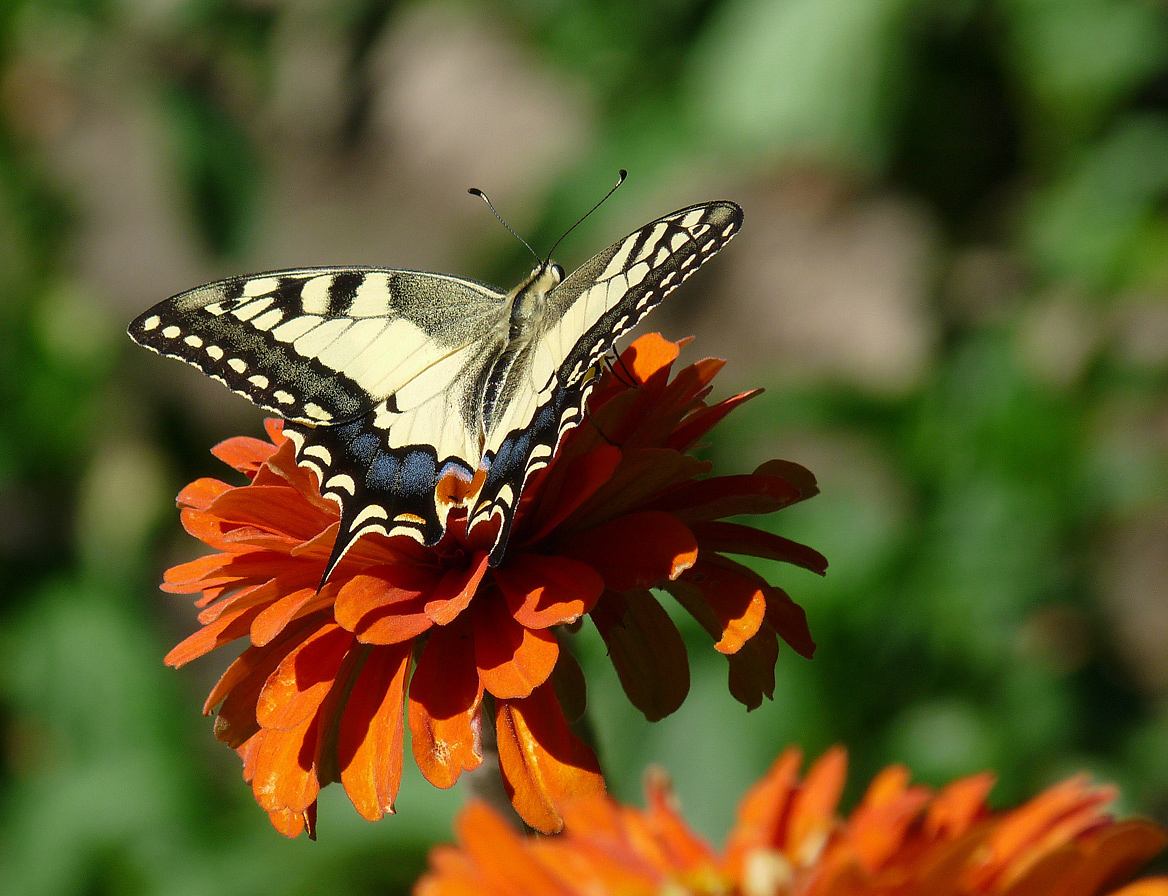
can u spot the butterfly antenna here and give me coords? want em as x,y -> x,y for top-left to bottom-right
545,169 -> 627,262
468,187 -> 541,264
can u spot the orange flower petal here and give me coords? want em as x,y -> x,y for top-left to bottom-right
176,477 -> 231,511
267,803 -> 316,839
206,485 -> 336,542
204,613 -> 325,716
561,511 -> 697,591
211,434 -> 278,475
668,557 -> 768,654
456,801 -> 568,893
724,748 -> 805,873
474,593 -> 559,699
250,583 -> 336,647
926,772 -> 996,838
495,554 -> 604,629
164,602 -> 264,667
333,564 -> 439,633
338,642 -> 410,821
691,520 -> 828,575
727,624 -> 779,710
251,714 -> 321,813
590,589 -> 690,721
256,622 -> 353,731
409,616 -> 484,788
426,551 -> 490,625
622,331 -> 681,382
496,681 -> 605,834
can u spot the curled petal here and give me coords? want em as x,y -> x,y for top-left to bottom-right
668,557 -> 768,655
495,554 -> 604,629
211,434 -> 278,475
496,682 -> 605,834
426,552 -> 490,625
256,623 -> 352,731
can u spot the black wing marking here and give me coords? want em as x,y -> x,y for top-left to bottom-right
468,201 -> 743,562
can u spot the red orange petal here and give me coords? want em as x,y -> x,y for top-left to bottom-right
474,593 -> 560,699
426,551 -> 490,625
495,554 -> 604,629
496,682 -> 605,834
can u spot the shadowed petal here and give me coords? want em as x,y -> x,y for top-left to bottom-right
338,643 -> 411,821
591,589 -> 689,721
426,551 -> 490,625
495,554 -> 604,629
561,511 -> 697,591
409,615 -> 484,788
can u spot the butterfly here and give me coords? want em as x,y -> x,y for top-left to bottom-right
129,196 -> 743,584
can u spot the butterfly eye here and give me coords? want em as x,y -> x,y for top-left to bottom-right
550,263 -> 565,283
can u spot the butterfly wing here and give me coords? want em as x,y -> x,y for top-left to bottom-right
129,267 -> 511,579
129,268 -> 508,424
468,200 -> 744,561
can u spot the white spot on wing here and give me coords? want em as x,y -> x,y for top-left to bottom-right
249,374 -> 269,390
206,345 -> 224,360
252,308 -> 283,331
243,277 -> 279,298
228,358 -> 247,373
143,315 -> 160,331
325,473 -> 356,494
162,326 -> 181,339
350,273 -> 393,317
300,275 -> 333,315
293,318 -> 350,359
232,297 -> 273,321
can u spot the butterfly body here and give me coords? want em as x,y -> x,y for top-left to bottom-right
130,200 -> 742,581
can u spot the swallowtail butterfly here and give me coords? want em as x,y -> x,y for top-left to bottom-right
129,197 -> 743,583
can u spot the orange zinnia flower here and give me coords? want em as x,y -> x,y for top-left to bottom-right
161,333 -> 825,838
417,746 -> 1168,896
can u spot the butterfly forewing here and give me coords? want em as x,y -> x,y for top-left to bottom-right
129,199 -> 743,582
128,268 -> 508,425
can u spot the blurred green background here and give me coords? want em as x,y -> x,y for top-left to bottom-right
3,0 -> 1168,892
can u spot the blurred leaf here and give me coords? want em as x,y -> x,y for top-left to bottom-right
1003,0 -> 1168,150
1026,116 -> 1168,290
688,0 -> 918,170
160,79 -> 259,257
